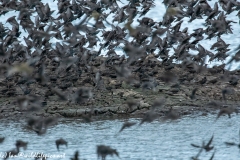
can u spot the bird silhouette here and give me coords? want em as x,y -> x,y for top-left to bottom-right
191,135 -> 214,152
225,129 -> 240,149
70,151 -> 79,160
97,145 -> 119,160
0,137 -> 5,144
55,138 -> 68,151
119,121 -> 137,132
216,106 -> 238,120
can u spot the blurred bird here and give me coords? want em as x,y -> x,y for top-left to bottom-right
8,63 -> 34,77
216,106 -> 238,119
15,140 -> 28,150
190,88 -> 198,100
56,138 -> 68,151
191,135 -> 214,152
139,111 -> 159,125
225,129 -> 240,149
222,88 -> 235,102
70,151 -> 79,160
97,145 -> 119,160
119,121 -> 137,132
0,137 -> 5,144
162,107 -> 180,121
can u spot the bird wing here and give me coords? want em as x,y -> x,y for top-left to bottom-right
119,122 -> 136,132
224,142 -> 237,146
209,150 -> 216,160
119,125 -> 126,132
196,147 -> 203,157
239,129 -> 240,143
206,135 -> 214,147
191,143 -> 201,148
192,147 -> 203,160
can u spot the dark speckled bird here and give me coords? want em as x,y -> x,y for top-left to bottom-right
97,145 -> 119,160
15,140 -> 28,150
56,138 -> 68,151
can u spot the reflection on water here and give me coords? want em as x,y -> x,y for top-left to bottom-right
0,114 -> 240,160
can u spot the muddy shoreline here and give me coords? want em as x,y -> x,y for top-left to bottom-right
0,56 -> 239,121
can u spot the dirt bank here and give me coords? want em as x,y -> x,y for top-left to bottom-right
0,56 -> 239,121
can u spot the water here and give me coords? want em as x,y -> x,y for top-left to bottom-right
0,114 -> 240,160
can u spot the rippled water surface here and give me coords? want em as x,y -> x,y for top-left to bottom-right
1,114 -> 240,160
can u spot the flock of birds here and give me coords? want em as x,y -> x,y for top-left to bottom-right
0,0 -> 240,159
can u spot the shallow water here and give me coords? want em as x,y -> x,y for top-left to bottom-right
0,113 -> 240,160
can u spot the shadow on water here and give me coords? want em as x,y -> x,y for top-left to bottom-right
0,113 -> 240,160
